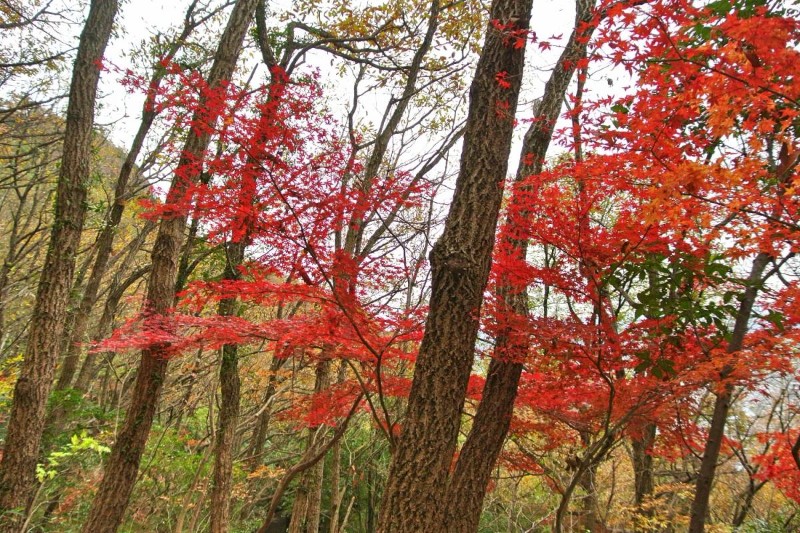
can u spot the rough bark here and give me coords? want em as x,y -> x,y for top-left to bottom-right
81,2 -> 258,531
0,0 -> 118,523
209,241 -> 246,533
439,2 -> 598,530
688,251 -> 771,533
375,0 -> 532,529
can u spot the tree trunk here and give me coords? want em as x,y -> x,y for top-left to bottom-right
439,2 -> 598,530
578,460 -> 600,532
209,241 -> 246,533
375,0 -> 532,529
0,0 -> 118,523
81,2 -> 258,531
688,251 -> 771,533
256,394 -> 362,533
289,360 -> 331,533
632,423 -> 657,507
247,355 -> 286,468
328,436 -> 343,533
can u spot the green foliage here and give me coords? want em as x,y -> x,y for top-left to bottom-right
36,431 -> 110,483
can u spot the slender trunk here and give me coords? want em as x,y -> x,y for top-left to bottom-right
256,395 -> 362,533
173,446 -> 212,533
688,252 -> 771,533
554,436 -> 614,533
210,242 -> 245,533
0,0 -> 118,523
81,3 -> 258,531
247,355 -> 285,468
328,437 -> 342,533
440,2 -> 598,530
376,0 -> 531,529
327,362 -> 347,533
289,360 -> 331,533
731,478 -> 763,528
73,256 -> 153,392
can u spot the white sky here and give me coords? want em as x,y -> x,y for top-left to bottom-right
97,0 -> 583,148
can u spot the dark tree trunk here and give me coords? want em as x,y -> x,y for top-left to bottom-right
0,0 -> 118,523
81,2 -> 258,531
439,2 -> 599,530
375,0 -> 532,530
688,251 -> 771,533
210,241 -> 246,533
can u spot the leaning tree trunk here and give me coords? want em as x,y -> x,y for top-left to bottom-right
0,0 -> 118,524
688,251 -> 771,532
375,0 -> 532,529
81,2 -> 258,531
439,2 -> 599,530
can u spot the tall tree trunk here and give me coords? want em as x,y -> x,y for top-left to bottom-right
375,0 -> 532,529
209,241 -> 246,533
439,2 -> 598,530
328,363 -> 348,533
0,0 -> 118,523
688,251 -> 771,533
81,3 -> 258,531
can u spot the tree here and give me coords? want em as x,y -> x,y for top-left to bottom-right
376,0 -> 533,529
0,0 -> 118,524
81,1 -> 259,530
439,1 -> 603,529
